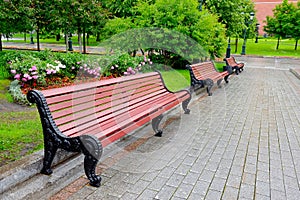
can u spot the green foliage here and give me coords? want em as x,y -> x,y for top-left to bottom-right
264,0 -> 298,49
8,80 -> 30,105
205,0 -> 256,38
101,0 -> 226,62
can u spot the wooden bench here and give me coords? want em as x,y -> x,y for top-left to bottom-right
27,71 -> 191,187
224,56 -> 245,75
186,61 -> 231,96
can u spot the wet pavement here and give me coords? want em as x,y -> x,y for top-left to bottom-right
1,56 -> 300,200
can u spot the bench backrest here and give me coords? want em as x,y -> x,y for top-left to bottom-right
224,57 -> 237,66
189,61 -> 219,80
40,72 -> 172,145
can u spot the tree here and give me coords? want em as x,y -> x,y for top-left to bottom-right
102,0 -> 226,62
264,0 -> 296,49
0,0 -> 33,51
204,0 -> 256,55
291,2 -> 300,50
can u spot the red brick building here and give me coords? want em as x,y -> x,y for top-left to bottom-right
253,0 -> 298,35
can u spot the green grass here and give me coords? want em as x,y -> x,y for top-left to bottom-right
160,69 -> 190,92
0,110 -> 43,165
0,79 -> 13,102
231,37 -> 300,58
4,33 -> 101,46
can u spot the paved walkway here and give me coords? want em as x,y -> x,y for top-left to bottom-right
1,56 -> 300,200
51,57 -> 300,200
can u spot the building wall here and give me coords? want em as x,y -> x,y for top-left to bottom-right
253,0 -> 298,35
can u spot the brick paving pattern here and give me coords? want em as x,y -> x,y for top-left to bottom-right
47,57 -> 300,200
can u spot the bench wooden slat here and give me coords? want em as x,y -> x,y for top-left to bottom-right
61,90 -> 186,137
56,89 -> 169,133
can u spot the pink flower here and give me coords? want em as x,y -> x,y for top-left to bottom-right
31,71 -> 38,75
111,66 -> 114,70
77,61 -> 81,64
27,76 -> 33,80
14,74 -> 21,80
149,61 -> 153,65
10,69 -> 16,74
23,73 -> 30,78
124,72 -> 129,75
31,66 -> 37,71
71,66 -> 75,70
22,78 -> 27,82
32,75 -> 39,80
46,69 -> 52,75
127,67 -> 133,72
144,56 -> 147,62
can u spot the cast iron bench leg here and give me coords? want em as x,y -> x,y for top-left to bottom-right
80,135 -> 102,187
182,95 -> 191,114
204,78 -> 214,96
224,75 -> 229,83
152,114 -> 163,137
217,79 -> 222,88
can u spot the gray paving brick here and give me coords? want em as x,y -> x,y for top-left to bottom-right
128,179 -> 151,194
155,185 -> 176,200
166,173 -> 185,188
192,180 -> 210,196
148,176 -> 168,191
137,189 -> 158,200
221,186 -> 239,200
270,189 -> 286,200
182,171 -> 200,185
173,183 -> 194,199
238,183 -> 254,199
205,189 -> 222,200
255,180 -> 270,197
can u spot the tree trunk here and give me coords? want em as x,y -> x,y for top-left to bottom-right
56,34 -> 60,41
78,30 -> 82,53
0,33 -> 2,51
37,28 -> 40,51
24,33 -> 26,42
83,27 -> 86,54
96,33 -> 100,42
65,33 -> 68,51
295,39 -> 298,50
87,33 -> 89,46
276,36 -> 280,50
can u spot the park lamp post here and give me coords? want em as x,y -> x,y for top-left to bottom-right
255,23 -> 260,43
226,37 -> 231,58
241,12 -> 254,55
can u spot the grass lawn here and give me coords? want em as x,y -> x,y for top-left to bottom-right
230,37 -> 300,58
0,110 -> 42,166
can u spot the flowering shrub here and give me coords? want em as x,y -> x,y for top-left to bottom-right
4,51 -> 85,89
107,54 -> 153,77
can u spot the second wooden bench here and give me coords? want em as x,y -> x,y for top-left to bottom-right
186,61 -> 231,96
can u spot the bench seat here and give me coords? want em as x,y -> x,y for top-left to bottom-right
27,71 -> 191,187
186,61 -> 230,96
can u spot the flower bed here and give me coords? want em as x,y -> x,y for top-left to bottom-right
1,50 -> 153,105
